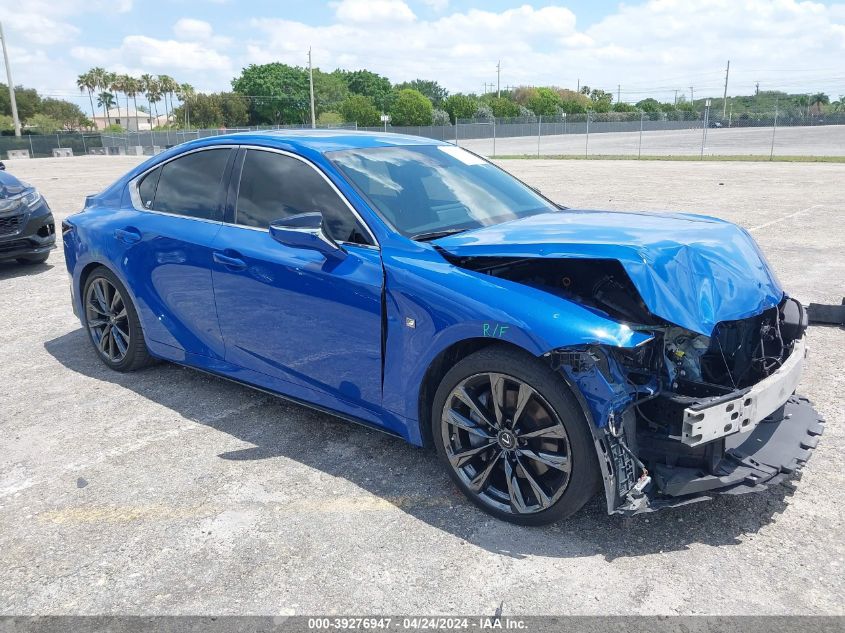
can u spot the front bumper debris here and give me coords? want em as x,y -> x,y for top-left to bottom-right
618,395 -> 824,515
681,337 -> 806,446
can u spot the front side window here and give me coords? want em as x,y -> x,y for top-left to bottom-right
235,150 -> 371,245
328,145 -> 558,239
150,149 -> 230,220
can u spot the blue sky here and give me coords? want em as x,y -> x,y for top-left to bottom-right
2,0 -> 844,111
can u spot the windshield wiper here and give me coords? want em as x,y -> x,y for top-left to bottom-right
411,228 -> 470,242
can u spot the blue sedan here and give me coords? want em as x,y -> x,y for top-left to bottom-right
63,131 -> 822,524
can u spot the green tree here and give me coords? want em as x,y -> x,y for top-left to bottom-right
232,63 -> 310,124
612,102 -> 637,112
527,87 -> 561,116
442,93 -> 478,123
0,114 -> 14,132
341,69 -> 392,110
340,94 -> 381,126
39,98 -> 90,130
26,113 -> 62,133
589,88 -> 613,112
219,93 -> 249,127
389,89 -> 433,125
809,92 -> 829,115
313,70 -> 349,115
485,96 -> 519,118
395,79 -> 448,106
0,84 -> 41,121
635,98 -> 662,113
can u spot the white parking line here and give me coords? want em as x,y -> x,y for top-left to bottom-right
749,204 -> 823,232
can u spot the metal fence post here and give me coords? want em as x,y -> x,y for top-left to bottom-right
454,120 -> 458,146
585,111 -> 590,158
81,135 -> 87,155
492,117 -> 496,157
28,134 -> 34,157
638,111 -> 644,159
537,115 -> 541,157
770,103 -> 779,161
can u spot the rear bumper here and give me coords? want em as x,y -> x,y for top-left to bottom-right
621,395 -> 824,514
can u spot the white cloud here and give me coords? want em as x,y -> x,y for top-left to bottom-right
333,0 -> 417,24
422,0 -> 449,11
173,18 -> 215,40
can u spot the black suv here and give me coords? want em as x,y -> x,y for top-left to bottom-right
0,170 -> 55,265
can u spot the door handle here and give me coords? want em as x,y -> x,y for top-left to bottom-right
113,227 -> 141,244
213,251 -> 247,271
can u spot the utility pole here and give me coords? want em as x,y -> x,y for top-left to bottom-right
617,84 -> 621,104
577,78 -> 580,93
0,22 -> 21,137
689,86 -> 694,104
674,89 -> 678,106
755,81 -> 760,96
496,60 -> 501,98
722,60 -> 730,118
308,47 -> 316,129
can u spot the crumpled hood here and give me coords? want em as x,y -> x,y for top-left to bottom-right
434,210 -> 783,335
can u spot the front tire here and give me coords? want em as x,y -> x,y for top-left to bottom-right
432,347 -> 600,525
82,266 -> 154,372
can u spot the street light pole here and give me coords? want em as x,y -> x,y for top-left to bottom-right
308,47 -> 316,129
0,22 -> 21,137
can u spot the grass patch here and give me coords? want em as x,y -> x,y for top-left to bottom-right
494,154 -> 845,163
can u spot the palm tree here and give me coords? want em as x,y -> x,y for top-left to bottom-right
139,74 -> 159,127
111,74 -> 130,129
809,92 -> 829,116
832,96 -> 844,113
177,83 -> 195,128
158,75 -> 178,127
97,92 -> 116,120
87,67 -> 110,123
124,77 -> 141,130
77,71 -> 98,125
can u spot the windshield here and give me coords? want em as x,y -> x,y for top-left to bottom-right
327,145 -> 558,239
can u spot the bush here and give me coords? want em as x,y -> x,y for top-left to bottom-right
474,103 -> 494,122
103,123 -> 125,133
340,95 -> 381,127
432,108 -> 450,126
389,89 -> 433,126
317,111 -> 344,126
443,94 -> 478,124
527,88 -> 562,116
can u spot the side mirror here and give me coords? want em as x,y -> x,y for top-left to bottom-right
269,212 -> 346,260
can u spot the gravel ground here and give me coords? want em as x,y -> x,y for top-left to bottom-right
0,155 -> 843,616
461,124 -> 845,157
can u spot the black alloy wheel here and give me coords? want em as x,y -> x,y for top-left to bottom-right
82,267 -> 154,372
432,347 -> 600,525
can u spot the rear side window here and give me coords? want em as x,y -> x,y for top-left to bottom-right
235,150 -> 371,245
151,149 -> 230,220
137,166 -> 160,209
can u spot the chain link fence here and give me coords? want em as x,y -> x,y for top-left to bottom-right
2,110 -> 844,161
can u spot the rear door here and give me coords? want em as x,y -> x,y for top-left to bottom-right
116,147 -> 234,360
210,148 -> 384,416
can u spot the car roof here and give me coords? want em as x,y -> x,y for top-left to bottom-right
192,129 -> 446,153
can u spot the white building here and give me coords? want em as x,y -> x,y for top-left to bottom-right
92,108 -> 161,132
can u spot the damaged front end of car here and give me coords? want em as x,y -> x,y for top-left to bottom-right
451,253 -> 825,515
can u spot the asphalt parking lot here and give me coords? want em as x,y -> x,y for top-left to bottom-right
1,155 -> 843,615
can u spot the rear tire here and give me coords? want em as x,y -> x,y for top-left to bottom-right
432,346 -> 600,525
82,266 -> 154,372
17,253 -> 49,264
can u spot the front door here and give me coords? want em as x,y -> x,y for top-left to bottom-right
211,148 -> 384,416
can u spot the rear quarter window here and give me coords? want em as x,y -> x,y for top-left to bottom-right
150,149 -> 231,220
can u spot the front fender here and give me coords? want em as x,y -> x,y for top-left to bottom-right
380,245 -> 651,435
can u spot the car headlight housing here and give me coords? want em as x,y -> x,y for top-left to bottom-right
21,188 -> 42,209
